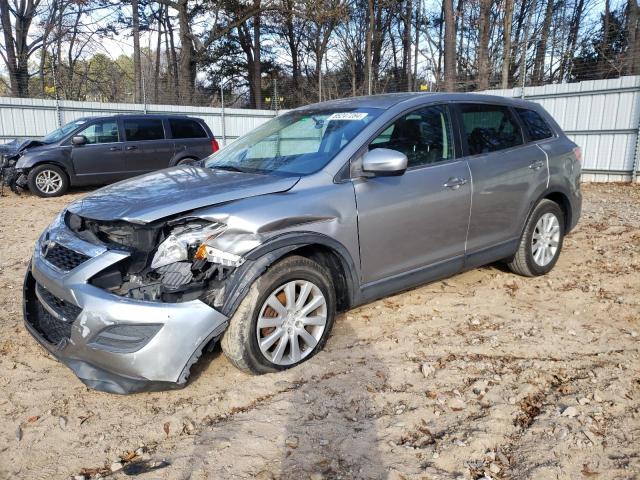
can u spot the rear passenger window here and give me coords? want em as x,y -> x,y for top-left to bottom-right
460,104 -> 523,155
515,108 -> 554,141
169,118 -> 208,139
123,119 -> 165,141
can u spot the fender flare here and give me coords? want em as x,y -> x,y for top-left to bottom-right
519,184 -> 574,239
219,232 -> 361,317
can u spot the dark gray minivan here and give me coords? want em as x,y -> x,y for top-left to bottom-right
2,114 -> 218,197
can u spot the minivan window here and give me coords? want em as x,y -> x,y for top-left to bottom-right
123,118 -> 165,141
42,119 -> 87,144
369,105 -> 453,167
515,108 -> 554,141
169,118 -> 208,139
76,120 -> 119,144
460,104 -> 523,155
205,108 -> 382,175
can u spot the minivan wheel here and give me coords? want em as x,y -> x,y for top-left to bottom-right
508,199 -> 565,277
27,164 -> 69,197
221,255 -> 336,374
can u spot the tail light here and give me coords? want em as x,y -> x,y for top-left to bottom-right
573,146 -> 582,164
211,139 -> 220,153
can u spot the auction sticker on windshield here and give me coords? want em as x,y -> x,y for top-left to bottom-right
328,112 -> 368,121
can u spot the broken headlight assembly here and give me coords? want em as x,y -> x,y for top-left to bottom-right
150,222 -> 243,269
89,219 -> 246,305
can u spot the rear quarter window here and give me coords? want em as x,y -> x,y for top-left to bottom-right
169,118 -> 208,139
515,108 -> 554,141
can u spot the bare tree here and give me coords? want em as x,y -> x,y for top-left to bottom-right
627,0 -> 640,74
501,0 -> 514,88
443,0 -> 457,90
532,0 -> 554,85
132,0 -> 142,102
477,0 -> 491,90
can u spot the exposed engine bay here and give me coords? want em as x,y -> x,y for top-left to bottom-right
0,138 -> 42,194
65,211 -> 243,308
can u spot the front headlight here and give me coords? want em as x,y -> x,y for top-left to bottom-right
150,222 -> 229,270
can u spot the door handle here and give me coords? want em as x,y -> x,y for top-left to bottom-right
529,160 -> 545,170
126,145 -> 138,151
109,146 -> 120,151
443,177 -> 468,189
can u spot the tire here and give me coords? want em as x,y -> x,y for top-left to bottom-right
176,157 -> 198,166
27,164 -> 69,197
221,255 -> 337,374
508,199 -> 565,277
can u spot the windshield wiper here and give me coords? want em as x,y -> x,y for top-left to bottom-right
210,165 -> 248,173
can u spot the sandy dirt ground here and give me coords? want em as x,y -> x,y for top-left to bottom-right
0,183 -> 638,480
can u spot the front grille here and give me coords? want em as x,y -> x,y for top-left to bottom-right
43,243 -> 90,271
24,274 -> 81,345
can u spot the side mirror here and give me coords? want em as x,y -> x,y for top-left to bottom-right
71,135 -> 87,146
362,148 -> 408,176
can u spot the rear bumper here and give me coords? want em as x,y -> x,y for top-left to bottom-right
23,215 -> 229,394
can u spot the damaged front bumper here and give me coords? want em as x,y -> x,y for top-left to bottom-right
23,218 -> 229,394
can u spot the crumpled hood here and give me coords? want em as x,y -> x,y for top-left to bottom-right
0,138 -> 46,156
67,166 -> 300,223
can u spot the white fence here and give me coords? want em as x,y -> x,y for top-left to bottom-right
1,75 -> 639,182
484,76 -> 640,182
0,97 -> 277,148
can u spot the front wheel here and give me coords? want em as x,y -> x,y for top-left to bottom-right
221,255 -> 336,374
27,164 -> 69,197
508,199 -> 565,277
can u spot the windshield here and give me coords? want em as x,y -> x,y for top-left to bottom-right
204,108 -> 381,175
43,119 -> 88,144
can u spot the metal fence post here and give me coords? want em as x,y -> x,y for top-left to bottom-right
50,56 -> 63,128
633,115 -> 640,183
220,84 -> 226,147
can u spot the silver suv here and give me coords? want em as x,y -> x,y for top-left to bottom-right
23,93 -> 582,394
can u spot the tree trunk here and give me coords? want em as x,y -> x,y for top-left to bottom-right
477,0 -> 491,90
414,0 -> 421,90
501,0 -> 514,88
443,0 -> 457,91
252,2 -> 262,109
176,0 -> 194,104
561,0 -> 584,80
132,0 -> 142,103
365,0 -> 374,94
627,0 -> 640,74
532,0 -> 554,85
154,5 -> 163,104
403,0 -> 412,91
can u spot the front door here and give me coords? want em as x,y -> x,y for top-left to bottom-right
122,117 -> 175,176
70,119 -> 126,184
354,104 -> 472,285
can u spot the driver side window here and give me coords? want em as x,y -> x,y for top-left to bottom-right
77,120 -> 119,144
369,105 -> 454,168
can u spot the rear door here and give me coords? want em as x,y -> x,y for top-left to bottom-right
168,117 -> 213,161
354,104 -> 471,284
458,103 -> 548,259
122,117 -> 175,175
69,119 -> 126,183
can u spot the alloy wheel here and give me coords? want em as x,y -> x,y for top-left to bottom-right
531,212 -> 560,266
35,170 -> 63,194
256,280 -> 327,366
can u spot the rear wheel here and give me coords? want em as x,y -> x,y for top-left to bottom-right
27,164 -> 69,197
221,255 -> 336,374
508,199 -> 564,276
